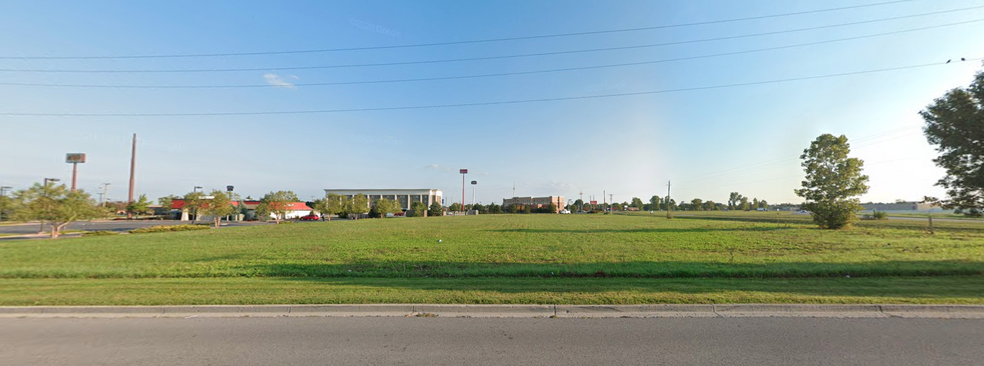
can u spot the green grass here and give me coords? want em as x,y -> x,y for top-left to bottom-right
0,213 -> 981,305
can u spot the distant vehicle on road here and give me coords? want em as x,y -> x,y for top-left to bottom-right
560,210 -> 571,214
298,214 -> 321,221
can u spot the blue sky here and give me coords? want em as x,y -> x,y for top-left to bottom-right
1,0 -> 982,206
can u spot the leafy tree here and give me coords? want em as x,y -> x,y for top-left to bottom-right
321,193 -> 348,220
522,205 -> 531,214
157,195 -> 179,210
752,198 -> 760,209
0,194 -> 16,221
410,201 -> 428,217
728,192 -> 744,211
374,198 -> 400,218
574,199 -> 584,210
920,69 -> 984,216
13,183 -> 106,238
739,197 -> 750,211
795,134 -> 870,229
349,194 -> 369,218
760,199 -> 769,209
690,198 -> 703,211
198,190 -> 235,228
547,203 -> 558,213
428,201 -> 444,217
258,190 -> 299,224
449,202 -> 462,212
648,196 -> 661,211
488,202 -> 502,214
704,200 -> 717,211
125,194 -> 153,217
182,191 -> 205,223
630,197 -> 644,210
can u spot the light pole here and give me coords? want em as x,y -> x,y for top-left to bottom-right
459,169 -> 467,212
579,191 -> 583,212
194,186 -> 203,194
471,180 -> 477,211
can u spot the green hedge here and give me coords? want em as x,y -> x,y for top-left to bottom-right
129,225 -> 211,234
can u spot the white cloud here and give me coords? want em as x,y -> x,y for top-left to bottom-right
263,73 -> 297,89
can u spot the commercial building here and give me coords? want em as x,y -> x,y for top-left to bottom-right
323,189 -> 443,211
502,196 -> 565,213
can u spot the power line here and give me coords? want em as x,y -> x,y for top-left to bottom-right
675,126 -> 923,183
1,59 -> 977,118
0,0 -> 917,60
6,20 -> 981,89
2,4 -> 976,72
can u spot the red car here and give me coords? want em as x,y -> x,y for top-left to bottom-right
299,214 -> 321,221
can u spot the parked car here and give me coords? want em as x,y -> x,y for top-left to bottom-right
299,214 -> 321,221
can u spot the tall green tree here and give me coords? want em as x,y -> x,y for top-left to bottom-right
0,194 -> 16,221
13,183 -> 106,238
920,69 -> 984,217
648,195 -> 661,211
182,191 -> 205,223
728,192 -> 744,211
795,134 -> 870,229
739,197 -> 750,211
199,190 -> 235,228
410,201 -> 428,217
350,194 -> 369,218
319,193 -> 348,221
449,202 -> 462,212
258,190 -> 299,224
428,201 -> 444,217
125,194 -> 152,217
630,197 -> 644,210
690,198 -> 703,211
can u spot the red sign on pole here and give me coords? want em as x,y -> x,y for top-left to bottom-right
459,169 -> 468,174
590,201 -> 598,205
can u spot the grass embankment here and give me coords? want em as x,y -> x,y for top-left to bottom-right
0,213 -> 981,305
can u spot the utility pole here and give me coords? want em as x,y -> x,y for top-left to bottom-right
513,183 -> 516,198
609,194 -> 615,212
126,134 -> 137,219
98,183 -> 110,206
579,191 -> 583,212
603,190 -> 606,213
666,180 -> 672,219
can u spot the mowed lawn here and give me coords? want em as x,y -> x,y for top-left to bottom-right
1,213 -> 982,305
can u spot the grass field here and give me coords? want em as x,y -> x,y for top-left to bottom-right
0,213 -> 981,305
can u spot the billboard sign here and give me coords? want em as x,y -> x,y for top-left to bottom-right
471,180 -> 477,185
65,153 -> 86,164
590,201 -> 598,205
459,169 -> 468,174
226,185 -> 234,192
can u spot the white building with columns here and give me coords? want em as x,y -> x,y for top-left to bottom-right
323,189 -> 443,211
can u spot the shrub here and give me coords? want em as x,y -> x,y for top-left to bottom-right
872,211 -> 889,220
129,224 -> 210,234
81,230 -> 121,236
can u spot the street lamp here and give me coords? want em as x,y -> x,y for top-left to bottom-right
193,186 -> 203,193
44,178 -> 60,186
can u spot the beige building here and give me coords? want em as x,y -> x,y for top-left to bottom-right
502,196 -> 565,212
324,189 -> 442,211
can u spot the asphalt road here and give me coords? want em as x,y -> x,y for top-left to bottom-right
1,317 -> 981,366
0,220 -> 268,235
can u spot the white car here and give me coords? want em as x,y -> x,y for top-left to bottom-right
560,210 -> 571,214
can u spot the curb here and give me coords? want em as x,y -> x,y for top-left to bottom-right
1,304 -> 983,319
